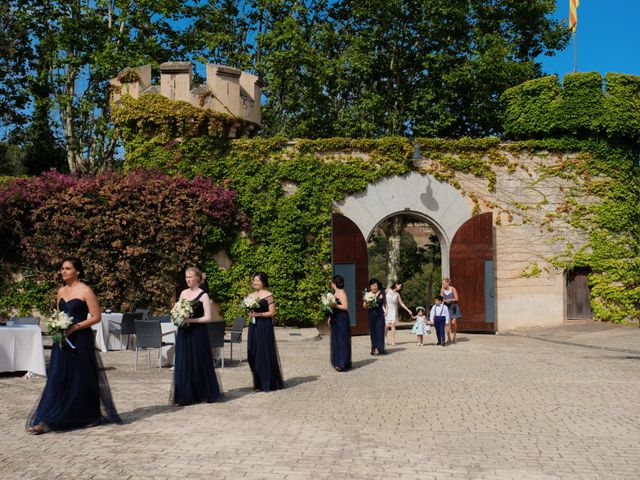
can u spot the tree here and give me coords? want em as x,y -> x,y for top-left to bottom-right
0,0 -> 191,172
327,0 -> 569,137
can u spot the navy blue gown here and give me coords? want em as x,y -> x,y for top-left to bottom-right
247,296 -> 284,392
330,307 -> 352,371
367,291 -> 386,354
27,298 -> 121,431
171,292 -> 222,406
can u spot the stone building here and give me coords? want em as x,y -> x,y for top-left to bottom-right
109,62 -> 261,136
334,147 -> 595,334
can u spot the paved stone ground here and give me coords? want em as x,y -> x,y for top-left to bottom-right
1,323 -> 639,480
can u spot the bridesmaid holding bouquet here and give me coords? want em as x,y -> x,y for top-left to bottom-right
27,257 -> 121,434
170,266 -> 222,406
246,272 -> 284,392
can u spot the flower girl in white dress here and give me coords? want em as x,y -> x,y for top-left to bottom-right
411,307 -> 431,346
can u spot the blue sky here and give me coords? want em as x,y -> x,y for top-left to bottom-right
539,0 -> 640,79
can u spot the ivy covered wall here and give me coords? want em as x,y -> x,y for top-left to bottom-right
112,86 -> 639,324
2,73 -> 637,325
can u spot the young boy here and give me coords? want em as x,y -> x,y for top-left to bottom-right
430,295 -> 450,347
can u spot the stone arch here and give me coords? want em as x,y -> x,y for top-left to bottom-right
335,172 -> 473,277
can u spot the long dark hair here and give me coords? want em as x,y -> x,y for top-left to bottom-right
332,275 -> 344,289
60,256 -> 85,279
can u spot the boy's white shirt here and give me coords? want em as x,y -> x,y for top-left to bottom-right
429,303 -> 450,325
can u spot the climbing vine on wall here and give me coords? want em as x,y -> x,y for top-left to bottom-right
114,87 -> 639,324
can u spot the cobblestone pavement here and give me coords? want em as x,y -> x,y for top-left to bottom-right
1,325 -> 639,480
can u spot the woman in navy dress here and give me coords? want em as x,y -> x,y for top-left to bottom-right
364,278 -> 387,356
27,257 -> 121,434
328,275 -> 351,372
247,272 -> 284,392
170,266 -> 222,406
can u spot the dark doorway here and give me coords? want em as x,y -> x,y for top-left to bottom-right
566,267 -> 593,320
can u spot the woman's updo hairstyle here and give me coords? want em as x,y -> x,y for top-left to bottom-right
61,256 -> 85,279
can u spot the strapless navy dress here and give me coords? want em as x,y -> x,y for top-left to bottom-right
367,291 -> 386,354
27,298 -> 121,431
330,308 -> 352,371
247,296 -> 284,392
170,292 -> 222,405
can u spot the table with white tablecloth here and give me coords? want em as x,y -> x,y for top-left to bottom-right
0,325 -> 47,376
161,322 -> 177,366
92,313 -> 130,352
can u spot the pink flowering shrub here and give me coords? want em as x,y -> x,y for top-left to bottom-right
0,169 -> 242,312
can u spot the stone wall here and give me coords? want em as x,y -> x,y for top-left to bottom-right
339,146 -> 596,332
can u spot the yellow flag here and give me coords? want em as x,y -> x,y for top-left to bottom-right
569,0 -> 580,32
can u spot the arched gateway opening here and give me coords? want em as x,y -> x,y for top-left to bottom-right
332,173 -> 495,334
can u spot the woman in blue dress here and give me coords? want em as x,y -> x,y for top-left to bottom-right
364,278 -> 386,356
27,257 -> 121,434
247,272 -> 284,392
328,275 -> 351,372
170,266 -> 222,406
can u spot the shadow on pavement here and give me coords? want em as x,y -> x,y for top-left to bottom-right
285,375 -> 319,388
118,404 -> 183,424
350,358 -> 376,370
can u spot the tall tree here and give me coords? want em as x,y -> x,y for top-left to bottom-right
327,0 -> 569,137
1,0 -> 190,172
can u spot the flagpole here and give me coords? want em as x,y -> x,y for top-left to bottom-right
573,30 -> 577,72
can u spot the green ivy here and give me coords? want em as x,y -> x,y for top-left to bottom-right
0,278 -> 53,317
106,83 -> 640,325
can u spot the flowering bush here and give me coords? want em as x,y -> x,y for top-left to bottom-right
0,169 -> 243,313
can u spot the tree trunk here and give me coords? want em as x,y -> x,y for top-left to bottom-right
384,216 -> 404,287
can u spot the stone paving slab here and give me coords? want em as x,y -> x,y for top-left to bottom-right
1,326 -> 639,479
505,321 -> 640,354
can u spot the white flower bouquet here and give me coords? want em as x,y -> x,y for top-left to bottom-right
363,291 -> 378,309
45,310 -> 75,348
171,298 -> 193,327
321,292 -> 337,314
241,295 -> 260,312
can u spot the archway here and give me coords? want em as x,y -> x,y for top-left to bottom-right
367,213 -> 442,313
334,172 -> 495,334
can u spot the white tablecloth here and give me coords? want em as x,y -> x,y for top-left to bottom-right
161,323 -> 177,366
92,313 -> 130,352
156,323 -> 223,367
0,325 -> 47,376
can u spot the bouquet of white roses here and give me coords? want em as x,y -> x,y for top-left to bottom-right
45,310 -> 75,348
171,298 -> 193,327
241,295 -> 261,312
362,291 -> 378,309
321,292 -> 337,314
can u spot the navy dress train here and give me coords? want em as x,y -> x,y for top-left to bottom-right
367,291 -> 386,354
330,308 -> 352,371
171,291 -> 222,406
247,296 -> 284,392
27,298 -> 121,431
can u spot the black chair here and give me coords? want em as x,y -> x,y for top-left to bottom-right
206,320 -> 226,368
224,316 -> 246,364
9,316 -> 40,326
134,319 -> 171,370
134,308 -> 149,321
148,315 -> 171,323
109,312 -> 143,350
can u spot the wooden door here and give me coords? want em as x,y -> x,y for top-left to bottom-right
332,214 -> 369,335
566,268 -> 593,320
449,212 -> 495,332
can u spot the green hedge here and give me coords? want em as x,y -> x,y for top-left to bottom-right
503,72 -> 640,143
